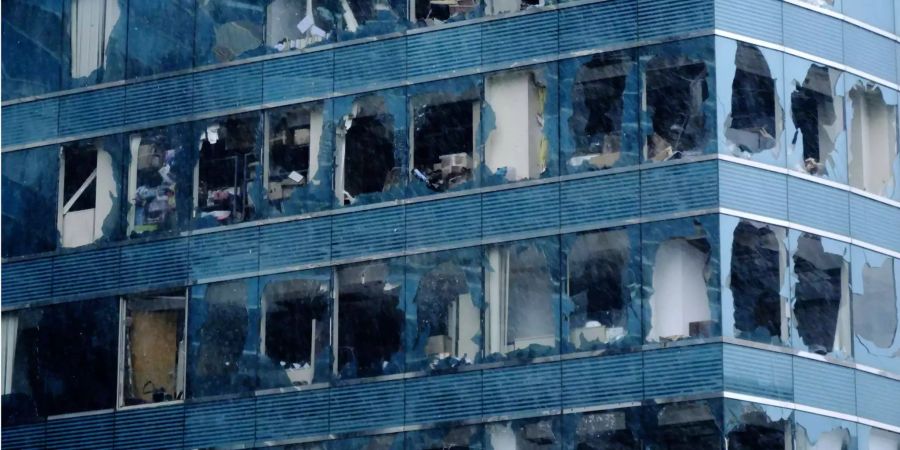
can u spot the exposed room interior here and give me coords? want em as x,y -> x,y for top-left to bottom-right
790,64 -> 842,176
726,43 -> 779,155
335,97 -> 398,205
651,402 -> 721,450
411,95 -> 479,192
569,52 -> 632,170
266,105 -> 324,211
127,128 -> 183,236
58,139 -> 117,248
848,81 -> 898,194
484,69 -> 548,182
196,115 -> 259,225
647,236 -> 713,342
412,260 -> 480,367
574,410 -> 638,449
644,54 -> 710,161
730,220 -> 789,344
792,234 -> 851,356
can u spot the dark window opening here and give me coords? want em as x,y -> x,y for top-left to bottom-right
414,0 -> 477,23
731,221 -> 784,343
648,402 -> 721,450
645,58 -> 710,161
790,65 -> 838,175
261,278 -> 330,386
570,53 -> 631,169
267,107 -> 316,211
726,411 -> 787,450
728,44 -> 777,153
487,417 -> 560,449
198,116 -> 259,224
412,100 -> 475,192
412,260 -> 479,369
574,411 -> 640,450
793,234 -> 848,355
62,144 -> 98,212
122,291 -> 186,406
341,114 -> 397,203
336,263 -> 403,378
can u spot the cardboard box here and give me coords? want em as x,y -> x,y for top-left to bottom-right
425,334 -> 453,355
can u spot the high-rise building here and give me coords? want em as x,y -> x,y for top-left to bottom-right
2,0 -> 899,448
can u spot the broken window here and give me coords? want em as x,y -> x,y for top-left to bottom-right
562,227 -> 641,353
860,425 -> 900,450
195,113 -> 263,227
187,279 -> 259,398
790,232 -> 851,357
409,76 -> 481,196
561,50 -> 639,173
195,0 -> 265,65
1,0 -> 63,100
407,248 -> 482,373
126,0 -> 195,78
335,89 -> 407,206
794,411 -> 854,450
127,124 -> 194,237
58,136 -> 124,248
718,39 -> 784,166
257,269 -> 332,389
266,0 -> 334,53
851,247 -> 900,373
847,77 -> 899,198
330,432 -> 405,449
334,259 -> 405,379
2,146 -> 60,258
333,0 -> 406,41
0,298 -> 118,421
724,400 -> 791,450
642,39 -> 715,162
645,400 -> 723,450
265,102 -> 332,216
483,0 -> 543,16
411,0 -> 480,26
643,216 -> 720,343
564,408 -> 641,449
721,217 -> 789,346
63,0 -> 126,87
485,237 -> 561,360
483,64 -> 557,185
786,56 -> 847,181
486,416 -> 561,449
406,424 -> 483,449
121,290 -> 187,406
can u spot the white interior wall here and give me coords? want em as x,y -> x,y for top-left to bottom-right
834,262 -> 852,355
648,239 -> 711,341
485,248 -> 507,354
485,71 -> 536,182
267,0 -> 304,44
2,315 -> 18,395
869,428 -> 900,450
126,134 -> 141,235
94,148 -> 116,240
309,107 -> 324,184
71,0 -> 119,78
851,91 -> 896,194
456,293 -> 479,358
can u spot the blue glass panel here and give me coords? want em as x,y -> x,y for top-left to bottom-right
850,246 -> 900,373
1,0 -> 63,100
195,0 -> 266,67
126,0 -> 195,78
1,146 -> 59,258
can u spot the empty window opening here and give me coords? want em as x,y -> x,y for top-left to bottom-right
412,0 -> 477,25
266,105 -> 324,211
569,53 -> 632,170
866,428 -> 900,450
647,238 -> 713,342
727,43 -> 779,154
260,277 -> 330,387
796,423 -> 852,450
645,56 -> 710,161
335,98 -> 398,205
793,234 -> 851,356
790,65 -> 842,176
485,241 -> 556,358
412,260 -> 479,370
730,221 -> 788,344
128,129 -> 185,236
267,0 -> 330,52
121,291 -> 186,406
197,116 -> 259,225
408,425 -> 482,449
485,70 -> 549,182
200,0 -> 264,64
566,230 -> 631,350
412,99 -> 477,192
485,0 -> 543,16
649,402 -> 721,450
574,411 -> 639,449
852,255 -> 897,352
334,262 -> 403,378
70,0 -> 120,79
487,418 -> 559,449
726,409 -> 788,450
58,141 -> 116,248
849,82 -> 898,194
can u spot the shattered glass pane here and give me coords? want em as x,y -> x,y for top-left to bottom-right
564,408 -> 641,449
485,416 -> 561,450
724,400 -> 791,450
790,232 -> 851,358
127,123 -> 194,238
641,38 -> 716,162
785,55 -> 847,183
794,411 -> 854,450
126,0 -> 196,78
721,217 -> 789,346
59,135 -> 126,249
1,146 -> 60,258
406,247 -> 483,373
194,112 -> 265,228
187,278 -> 259,398
406,424 -> 484,449
266,0 -> 334,53
122,290 -> 187,406
851,246 -> 900,373
330,432 -> 405,450
482,63 -> 558,186
62,0 -> 127,88
794,0 -> 838,10
257,269 -> 332,389
1,298 -> 118,421
1,0 -> 63,99
333,0 -> 406,41
334,88 -> 407,207
644,400 -> 723,450
642,215 -> 721,344
195,0 -> 265,66
408,76 -> 482,197
265,101 -> 334,217
846,76 -> 899,199
562,226 -> 642,353
484,237 -> 561,361
560,50 -> 640,173
411,0 -> 481,27
859,424 -> 900,450
335,259 -> 405,379
717,39 -> 785,167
